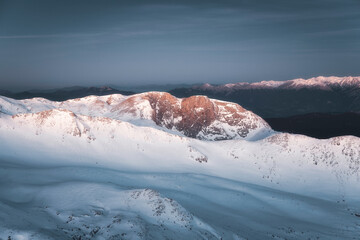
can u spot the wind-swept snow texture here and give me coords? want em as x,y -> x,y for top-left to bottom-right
0,94 -> 359,239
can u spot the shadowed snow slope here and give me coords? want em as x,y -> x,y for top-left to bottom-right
0,94 -> 359,239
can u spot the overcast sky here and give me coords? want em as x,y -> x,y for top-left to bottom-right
0,0 -> 359,91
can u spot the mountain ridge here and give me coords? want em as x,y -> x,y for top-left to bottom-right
195,76 -> 360,91
1,104 -> 359,196
0,86 -> 135,101
0,92 -> 273,141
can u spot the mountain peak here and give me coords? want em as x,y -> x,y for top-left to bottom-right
112,92 -> 272,140
1,92 -> 273,141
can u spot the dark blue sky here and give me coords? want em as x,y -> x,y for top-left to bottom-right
0,0 -> 359,91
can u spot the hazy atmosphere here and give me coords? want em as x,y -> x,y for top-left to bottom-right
0,0 -> 359,91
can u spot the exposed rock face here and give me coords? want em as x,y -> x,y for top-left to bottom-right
177,95 -> 217,138
112,92 -> 272,140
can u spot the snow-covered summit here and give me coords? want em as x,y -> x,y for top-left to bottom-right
197,76 -> 360,91
0,92 -> 273,141
283,76 -> 360,90
109,92 -> 272,140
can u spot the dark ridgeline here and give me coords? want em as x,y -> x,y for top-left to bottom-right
266,112 -> 360,139
169,87 -> 360,118
0,86 -> 135,101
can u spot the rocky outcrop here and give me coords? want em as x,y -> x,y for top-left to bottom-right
111,92 -> 272,140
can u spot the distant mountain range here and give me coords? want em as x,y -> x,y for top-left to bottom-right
0,86 -> 135,101
0,83 -> 196,101
169,76 -> 360,118
4,76 -> 359,118
110,83 -> 198,93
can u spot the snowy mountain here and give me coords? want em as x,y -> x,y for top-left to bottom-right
194,76 -> 360,91
1,107 -> 359,194
0,92 -> 273,140
0,93 -> 359,239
